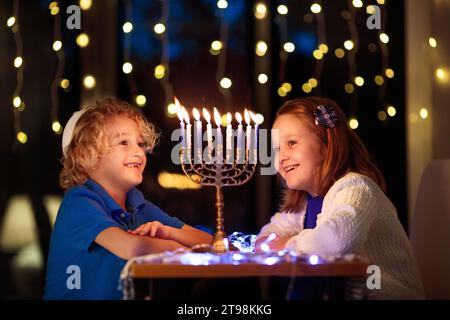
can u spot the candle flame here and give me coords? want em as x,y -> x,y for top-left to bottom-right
226,112 -> 232,125
244,109 -> 251,125
182,107 -> 190,124
202,108 -> 211,123
192,108 -> 200,121
213,108 -> 221,127
235,112 -> 242,124
174,97 -> 183,122
249,111 -> 257,124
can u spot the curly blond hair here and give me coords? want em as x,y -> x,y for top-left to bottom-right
59,99 -> 159,190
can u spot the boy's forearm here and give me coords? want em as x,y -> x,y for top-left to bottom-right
130,236 -> 188,258
168,226 -> 213,248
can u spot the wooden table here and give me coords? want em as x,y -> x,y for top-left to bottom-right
122,254 -> 370,300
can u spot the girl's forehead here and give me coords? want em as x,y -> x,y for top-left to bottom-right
273,114 -> 313,136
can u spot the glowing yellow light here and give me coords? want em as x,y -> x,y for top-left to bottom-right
154,65 -> 166,79
366,5 -> 376,14
379,33 -> 389,44
335,48 -> 345,58
310,3 -> 321,13
344,40 -> 354,50
60,79 -> 70,89
302,83 -> 312,93
14,56 -> 23,68
282,82 -> 292,92
278,87 -> 287,97
79,0 -> 92,10
220,114 -> 229,127
13,96 -> 22,108
123,22 -> 133,33
318,44 -> 328,54
154,23 -> 166,34
345,83 -> 354,94
435,68 -> 448,82
83,75 -> 96,89
211,40 -> 222,51
419,108 -> 428,119
255,114 -> 264,125
387,105 -> 396,117
122,62 -> 133,74
220,77 -> 232,89
308,78 -> 318,88
352,0 -> 363,8
354,76 -> 364,86
377,0 -> 385,4
157,172 -> 201,190
374,75 -> 384,86
255,3 -> 267,19
349,118 -> 359,129
385,68 -> 395,78
135,95 -> 146,107
52,40 -> 62,52
17,131 -> 27,144
313,49 -> 323,60
378,111 -> 387,121
7,17 -> 16,27
49,2 -> 58,10
428,37 -> 437,48
258,73 -> 268,84
217,0 -> 228,9
52,121 -> 62,133
76,33 -> 90,48
51,7 -> 60,15
167,103 -> 178,115
277,5 -> 288,15
284,42 -> 295,53
256,41 -> 268,56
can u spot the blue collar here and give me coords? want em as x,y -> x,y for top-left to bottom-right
84,179 -> 146,214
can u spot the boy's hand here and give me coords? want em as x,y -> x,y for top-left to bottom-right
129,221 -> 171,239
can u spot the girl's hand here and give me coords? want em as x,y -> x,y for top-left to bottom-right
128,221 -> 171,239
254,234 -> 289,253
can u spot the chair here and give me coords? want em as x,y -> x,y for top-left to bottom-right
410,159 -> 450,299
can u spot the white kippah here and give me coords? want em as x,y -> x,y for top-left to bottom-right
62,109 -> 87,157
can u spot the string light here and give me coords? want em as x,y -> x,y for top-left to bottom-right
217,0 -> 228,10
335,48 -> 345,58
220,77 -> 232,89
378,111 -> 387,121
122,1 -> 145,107
352,0 -> 363,8
83,75 -> 96,89
79,0 -> 92,11
154,23 -> 166,34
76,33 -> 90,48
50,0 -> 66,135
435,68 -> 449,82
277,5 -> 288,15
419,108 -> 429,119
344,40 -> 354,50
310,3 -> 322,14
428,37 -> 437,48
387,105 -> 396,117
283,42 -> 295,53
379,33 -> 389,44
349,118 -> 359,129
10,0 -> 25,143
254,3 -> 267,20
255,41 -> 268,56
257,73 -> 268,84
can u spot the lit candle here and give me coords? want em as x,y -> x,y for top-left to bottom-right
192,108 -> 202,163
244,110 -> 252,160
226,113 -> 232,163
175,98 -> 185,151
182,107 -> 191,161
235,112 -> 244,163
203,108 -> 213,161
214,107 -> 223,163
249,111 -> 258,164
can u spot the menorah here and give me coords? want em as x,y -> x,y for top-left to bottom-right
173,97 -> 262,253
179,148 -> 257,254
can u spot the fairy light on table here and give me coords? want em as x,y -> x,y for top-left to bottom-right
175,98 -> 261,254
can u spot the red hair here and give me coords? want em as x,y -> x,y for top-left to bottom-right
276,97 -> 386,213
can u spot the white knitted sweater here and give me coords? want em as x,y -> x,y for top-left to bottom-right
258,172 -> 424,299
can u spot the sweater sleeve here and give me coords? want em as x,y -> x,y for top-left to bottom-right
257,211 -> 305,240
285,179 -> 379,255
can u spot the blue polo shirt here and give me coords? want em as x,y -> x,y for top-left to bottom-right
44,179 -> 184,300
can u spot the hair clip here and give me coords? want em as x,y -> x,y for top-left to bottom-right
314,105 -> 338,128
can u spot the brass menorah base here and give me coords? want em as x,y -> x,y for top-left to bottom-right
180,149 -> 256,254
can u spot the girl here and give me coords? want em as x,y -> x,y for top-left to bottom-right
255,97 -> 424,299
45,99 -> 212,300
